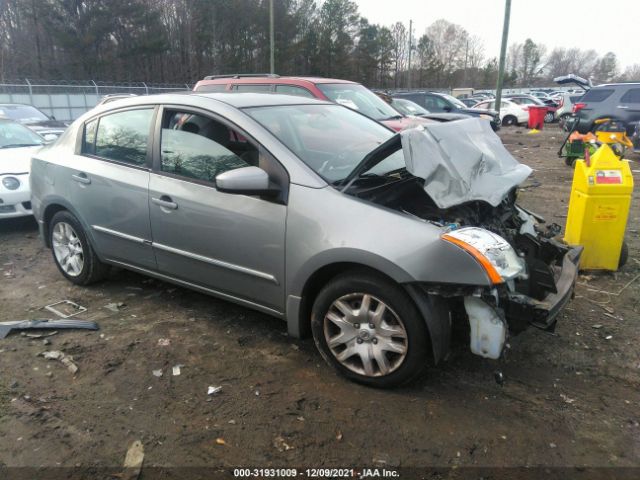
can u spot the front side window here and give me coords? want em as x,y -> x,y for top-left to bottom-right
234,84 -> 273,93
159,110 -> 253,183
94,109 -> 153,166
275,85 -> 315,98
316,83 -> 400,121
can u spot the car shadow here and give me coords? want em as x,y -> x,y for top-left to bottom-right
0,216 -> 39,234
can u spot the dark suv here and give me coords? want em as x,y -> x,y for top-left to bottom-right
392,91 -> 501,131
574,83 -> 640,150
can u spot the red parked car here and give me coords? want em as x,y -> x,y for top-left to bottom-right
193,74 -> 430,131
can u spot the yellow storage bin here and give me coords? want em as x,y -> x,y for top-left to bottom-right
564,144 -> 633,270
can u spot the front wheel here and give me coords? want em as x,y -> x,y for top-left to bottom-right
50,210 -> 109,285
544,111 -> 555,123
311,272 -> 432,388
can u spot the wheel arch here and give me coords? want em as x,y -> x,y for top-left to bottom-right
41,199 -> 94,249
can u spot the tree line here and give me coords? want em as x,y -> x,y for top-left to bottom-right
1,0 -> 638,88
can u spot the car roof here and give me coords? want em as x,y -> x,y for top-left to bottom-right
597,82 -> 640,87
90,91 -> 331,112
197,76 -> 356,86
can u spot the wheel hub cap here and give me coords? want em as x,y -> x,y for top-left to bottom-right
52,222 -> 84,277
323,293 -> 408,377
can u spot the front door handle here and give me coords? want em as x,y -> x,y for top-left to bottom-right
71,172 -> 91,185
151,195 -> 178,210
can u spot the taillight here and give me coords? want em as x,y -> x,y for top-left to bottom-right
573,102 -> 586,113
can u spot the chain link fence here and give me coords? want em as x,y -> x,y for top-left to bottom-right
0,79 -> 192,121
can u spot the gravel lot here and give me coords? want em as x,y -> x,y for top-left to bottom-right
1,127 -> 639,477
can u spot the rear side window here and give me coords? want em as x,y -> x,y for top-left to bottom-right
620,88 -> 640,104
582,89 -> 614,102
275,85 -> 315,98
94,109 -> 154,166
234,84 -> 273,93
196,84 -> 228,92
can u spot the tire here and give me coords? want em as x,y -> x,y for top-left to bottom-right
544,112 -> 555,123
49,210 -> 108,285
564,156 -> 577,167
311,271 -> 433,388
502,115 -> 517,127
618,240 -> 628,269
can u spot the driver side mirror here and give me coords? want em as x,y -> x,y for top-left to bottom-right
443,105 -> 452,112
43,133 -> 58,143
216,166 -> 280,196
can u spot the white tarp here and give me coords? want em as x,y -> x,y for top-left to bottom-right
400,118 -> 532,209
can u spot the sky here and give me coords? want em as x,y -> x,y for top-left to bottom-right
353,0 -> 638,69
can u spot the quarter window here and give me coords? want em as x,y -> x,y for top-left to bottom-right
94,109 -> 153,166
160,110 -> 255,183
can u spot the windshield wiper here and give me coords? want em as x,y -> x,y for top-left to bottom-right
0,143 -> 42,149
381,115 -> 403,121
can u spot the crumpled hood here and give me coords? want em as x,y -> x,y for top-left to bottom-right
0,145 -> 41,175
400,117 -> 532,209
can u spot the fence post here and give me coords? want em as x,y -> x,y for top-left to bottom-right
90,80 -> 99,96
142,82 -> 149,95
25,78 -> 33,105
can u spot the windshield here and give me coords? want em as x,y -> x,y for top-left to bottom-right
441,94 -> 468,109
316,83 -> 401,121
0,105 -> 49,124
245,104 -> 405,184
0,120 -> 44,148
392,99 -> 430,116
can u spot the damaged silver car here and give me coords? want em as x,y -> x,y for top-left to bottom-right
30,93 -> 581,387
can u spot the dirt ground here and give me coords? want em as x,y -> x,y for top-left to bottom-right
1,126 -> 639,477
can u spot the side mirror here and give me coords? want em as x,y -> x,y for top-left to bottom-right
49,115 -> 57,121
443,105 -> 452,112
43,133 -> 58,143
216,166 -> 279,196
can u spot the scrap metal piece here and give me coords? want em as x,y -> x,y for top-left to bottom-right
0,319 -> 99,339
44,300 -> 87,318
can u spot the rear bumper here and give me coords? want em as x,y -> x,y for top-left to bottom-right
503,246 -> 582,330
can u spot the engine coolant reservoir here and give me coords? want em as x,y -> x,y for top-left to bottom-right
464,296 -> 506,359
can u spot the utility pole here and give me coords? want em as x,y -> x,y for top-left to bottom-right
495,0 -> 511,109
269,0 -> 275,74
407,19 -> 412,89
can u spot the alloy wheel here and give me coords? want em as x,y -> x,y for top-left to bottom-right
323,293 -> 408,377
52,222 -> 84,277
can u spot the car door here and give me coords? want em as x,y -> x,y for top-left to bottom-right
71,107 -> 157,270
148,106 -> 287,313
618,88 -> 640,124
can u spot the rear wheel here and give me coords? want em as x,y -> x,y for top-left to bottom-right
544,111 -> 555,123
502,115 -> 517,127
50,211 -> 108,285
311,272 -> 433,388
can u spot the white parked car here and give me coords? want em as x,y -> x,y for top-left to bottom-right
473,99 -> 529,126
0,119 -> 46,219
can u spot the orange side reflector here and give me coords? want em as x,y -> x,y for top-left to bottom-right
442,234 -> 504,284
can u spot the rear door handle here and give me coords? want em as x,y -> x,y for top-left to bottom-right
151,195 -> 178,210
72,172 -> 91,185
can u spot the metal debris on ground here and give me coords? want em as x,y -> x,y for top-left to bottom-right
104,302 -> 126,313
0,319 -> 99,339
41,350 -> 79,374
23,331 -> 58,339
273,435 -> 294,452
152,369 -> 163,377
44,300 -> 87,318
122,439 -> 144,480
172,365 -> 182,376
207,385 -> 222,395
